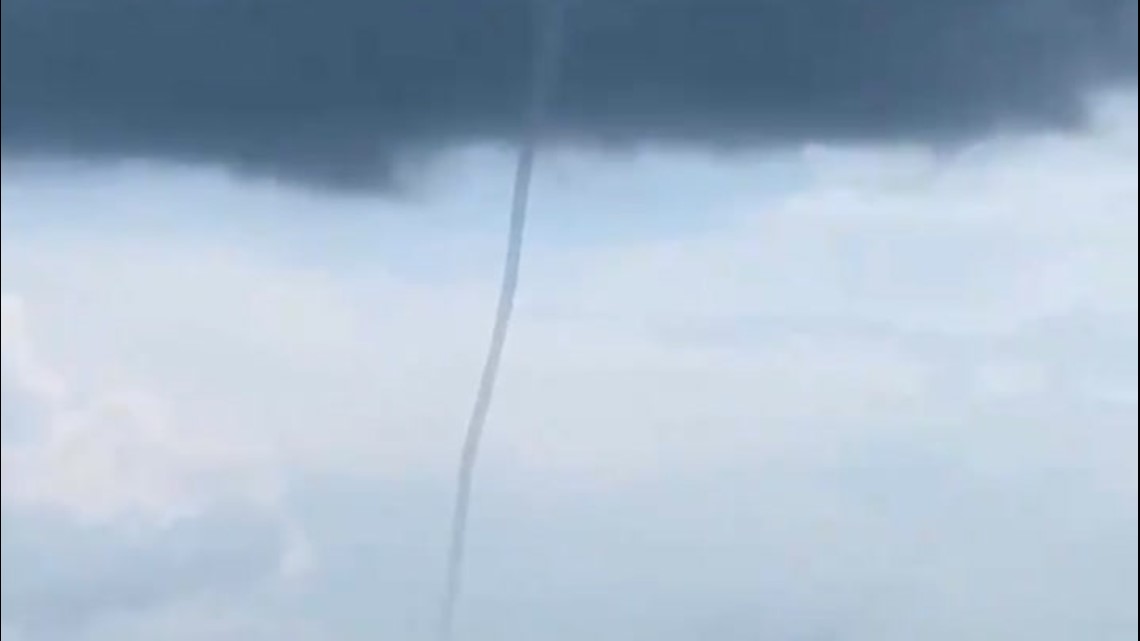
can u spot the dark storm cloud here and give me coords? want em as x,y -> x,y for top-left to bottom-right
2,0 -> 1136,189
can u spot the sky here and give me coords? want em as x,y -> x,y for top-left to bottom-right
1,1 -> 1138,640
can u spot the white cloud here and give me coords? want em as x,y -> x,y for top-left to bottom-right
0,90 -> 1136,639
1,287 -> 300,638
0,293 -> 280,522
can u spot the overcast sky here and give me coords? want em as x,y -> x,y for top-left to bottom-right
2,1 -> 1138,640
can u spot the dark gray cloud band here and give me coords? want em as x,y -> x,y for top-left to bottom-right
2,0 -> 1136,188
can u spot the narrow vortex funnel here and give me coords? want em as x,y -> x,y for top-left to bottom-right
435,2 -> 565,640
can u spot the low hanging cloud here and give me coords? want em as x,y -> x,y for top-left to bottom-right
2,0 -> 1137,188
0,295 -> 282,521
0,508 -> 291,639
0,295 -> 308,639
